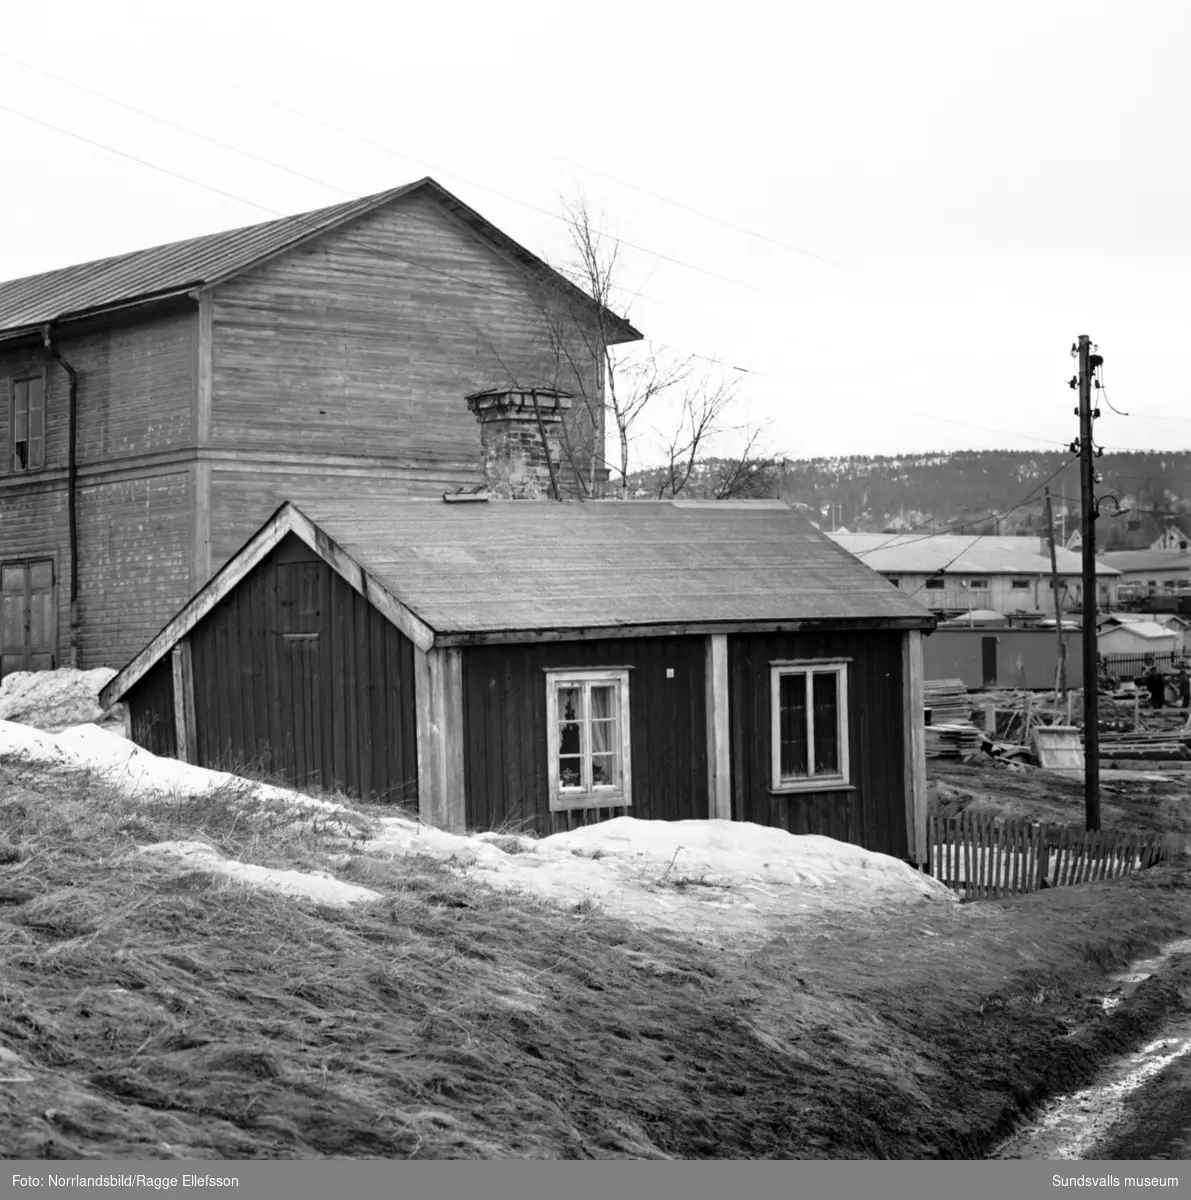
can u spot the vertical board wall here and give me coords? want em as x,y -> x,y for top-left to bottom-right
166,534 -> 418,804
728,630 -> 908,859
462,636 -> 708,835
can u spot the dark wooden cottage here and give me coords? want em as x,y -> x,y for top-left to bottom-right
100,486 -> 936,864
0,177 -> 637,673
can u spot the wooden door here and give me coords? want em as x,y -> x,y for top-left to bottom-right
981,636 -> 998,688
0,559 -> 55,679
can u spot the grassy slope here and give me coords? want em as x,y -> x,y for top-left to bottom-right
2,761 -> 1191,1160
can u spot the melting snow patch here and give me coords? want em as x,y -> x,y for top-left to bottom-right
0,667 -> 124,734
138,841 -> 380,906
364,815 -> 955,937
0,720 -> 345,817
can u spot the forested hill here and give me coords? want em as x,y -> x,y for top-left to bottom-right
776,451 -> 1191,547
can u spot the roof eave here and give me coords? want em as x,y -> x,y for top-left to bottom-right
429,612 -> 936,648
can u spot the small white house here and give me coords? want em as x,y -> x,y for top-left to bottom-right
1097,617 -> 1179,658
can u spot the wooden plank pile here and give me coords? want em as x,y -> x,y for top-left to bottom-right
925,724 -> 984,758
924,678 -> 971,726
1098,731 -> 1191,763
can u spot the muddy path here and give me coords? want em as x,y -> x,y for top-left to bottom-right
993,941 -> 1191,1160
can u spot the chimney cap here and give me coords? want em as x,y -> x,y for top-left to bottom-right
465,386 -> 574,403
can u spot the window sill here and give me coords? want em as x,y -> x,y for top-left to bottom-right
769,782 -> 856,795
550,792 -> 631,813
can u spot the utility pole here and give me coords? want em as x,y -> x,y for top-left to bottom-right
1045,487 -> 1068,702
1073,334 -> 1101,831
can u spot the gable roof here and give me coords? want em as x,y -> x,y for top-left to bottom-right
1099,549 -> 1191,574
1097,619 -> 1178,641
0,177 -> 642,343
828,533 -> 1120,577
101,497 -> 934,706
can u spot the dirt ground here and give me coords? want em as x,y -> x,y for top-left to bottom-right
4,760 -> 1191,1160
929,756 -> 1191,834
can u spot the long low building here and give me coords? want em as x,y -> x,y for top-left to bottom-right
827,533 -> 1119,616
1098,548 -> 1191,599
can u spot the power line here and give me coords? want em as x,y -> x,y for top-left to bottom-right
0,54 -> 356,202
177,65 -> 782,300
430,102 -> 869,276
0,102 -> 281,217
849,454 -> 1080,567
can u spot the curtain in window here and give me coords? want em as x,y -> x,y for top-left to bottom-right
589,684 -> 618,787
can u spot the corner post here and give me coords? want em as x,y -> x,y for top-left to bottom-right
705,634 -> 731,820
415,646 -> 466,832
171,637 -> 197,764
902,629 -> 927,864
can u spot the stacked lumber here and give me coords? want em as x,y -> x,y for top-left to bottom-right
1098,732 -> 1191,762
924,679 -> 972,726
925,724 -> 984,758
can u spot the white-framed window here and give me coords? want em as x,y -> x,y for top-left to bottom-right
545,668 -> 632,811
770,659 -> 850,792
8,374 -> 46,473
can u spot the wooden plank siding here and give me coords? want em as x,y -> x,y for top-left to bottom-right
126,655 -> 177,758
0,307 -> 199,669
461,636 -> 708,836
207,189 -> 603,496
728,630 -> 909,859
184,533 -> 418,805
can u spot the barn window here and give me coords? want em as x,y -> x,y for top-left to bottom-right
885,577 -> 901,588
1011,579 -> 1031,590
770,660 -> 850,792
545,668 -> 632,811
9,375 -> 46,472
924,577 -> 945,590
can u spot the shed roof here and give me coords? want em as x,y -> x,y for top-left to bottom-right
828,533 -> 1120,577
102,498 -> 934,705
0,177 -> 642,343
1097,620 -> 1177,641
1098,549 -> 1191,574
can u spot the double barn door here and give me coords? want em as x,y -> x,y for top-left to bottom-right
1,559 -> 56,679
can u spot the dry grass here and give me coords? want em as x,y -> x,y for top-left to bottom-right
3,759 -> 1191,1160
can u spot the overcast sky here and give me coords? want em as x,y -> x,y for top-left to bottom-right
2,0 -> 1188,465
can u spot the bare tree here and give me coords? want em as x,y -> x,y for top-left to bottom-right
481,189 -> 778,499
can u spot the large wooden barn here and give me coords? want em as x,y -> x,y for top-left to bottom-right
100,492 -> 936,864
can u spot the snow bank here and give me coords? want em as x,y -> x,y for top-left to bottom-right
1,718 -> 955,942
0,720 -> 344,817
0,668 -> 123,733
138,841 -> 380,906
364,815 -> 955,937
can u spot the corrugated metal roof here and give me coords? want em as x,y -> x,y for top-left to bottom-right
0,177 -> 642,342
297,498 -> 934,634
828,533 -> 1120,577
1099,549 -> 1191,574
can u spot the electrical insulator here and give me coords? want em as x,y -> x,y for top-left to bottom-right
1068,377 -> 1078,389
1093,409 -> 1101,418
1069,440 -> 1081,454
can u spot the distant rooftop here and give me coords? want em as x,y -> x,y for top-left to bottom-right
1099,549 -> 1191,574
827,533 -> 1119,577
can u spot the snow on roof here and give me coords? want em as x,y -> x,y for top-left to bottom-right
829,533 -> 1119,576
1097,620 -> 1177,640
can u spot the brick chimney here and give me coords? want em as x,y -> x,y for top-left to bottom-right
466,387 -> 573,500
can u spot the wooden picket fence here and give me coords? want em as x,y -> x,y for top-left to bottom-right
925,812 -> 1176,900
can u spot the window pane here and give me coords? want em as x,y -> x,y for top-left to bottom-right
778,673 -> 808,779
28,379 -> 44,469
812,672 -> 840,776
1,595 -> 22,649
591,752 -> 618,787
557,685 -> 583,788
13,381 -> 28,470
559,756 -> 583,789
